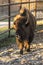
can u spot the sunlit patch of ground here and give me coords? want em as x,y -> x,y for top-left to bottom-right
0,42 -> 43,65
37,30 -> 43,33
37,20 -> 43,25
0,41 -> 43,64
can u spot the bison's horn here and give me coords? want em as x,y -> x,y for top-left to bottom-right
25,13 -> 29,25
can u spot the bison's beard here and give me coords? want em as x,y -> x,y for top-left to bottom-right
16,28 -> 26,42
16,26 -> 34,43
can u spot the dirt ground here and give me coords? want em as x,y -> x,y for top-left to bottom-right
0,24 -> 43,65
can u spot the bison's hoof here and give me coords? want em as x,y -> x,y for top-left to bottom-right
20,50 -> 23,55
27,49 -> 30,52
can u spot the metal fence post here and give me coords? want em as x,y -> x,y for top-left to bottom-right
8,0 -> 10,37
19,0 -> 22,10
29,0 -> 30,11
35,0 -> 37,17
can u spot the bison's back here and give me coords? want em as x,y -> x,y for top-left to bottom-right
24,10 -> 36,43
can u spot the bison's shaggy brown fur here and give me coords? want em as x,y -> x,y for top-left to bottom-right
13,8 -> 36,54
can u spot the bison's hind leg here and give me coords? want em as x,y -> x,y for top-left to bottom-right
24,40 -> 30,52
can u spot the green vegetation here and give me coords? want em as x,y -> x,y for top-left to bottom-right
0,27 -> 16,48
1,19 -> 13,22
36,25 -> 43,31
0,27 -> 8,32
0,36 -> 16,48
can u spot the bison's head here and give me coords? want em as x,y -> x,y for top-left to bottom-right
13,15 -> 27,30
13,8 -> 30,31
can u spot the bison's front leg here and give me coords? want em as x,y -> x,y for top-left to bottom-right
24,40 -> 30,52
16,37 -> 23,54
19,43 -> 23,54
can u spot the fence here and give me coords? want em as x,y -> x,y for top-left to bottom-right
0,0 -> 43,40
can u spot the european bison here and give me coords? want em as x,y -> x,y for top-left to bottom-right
13,8 -> 36,54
